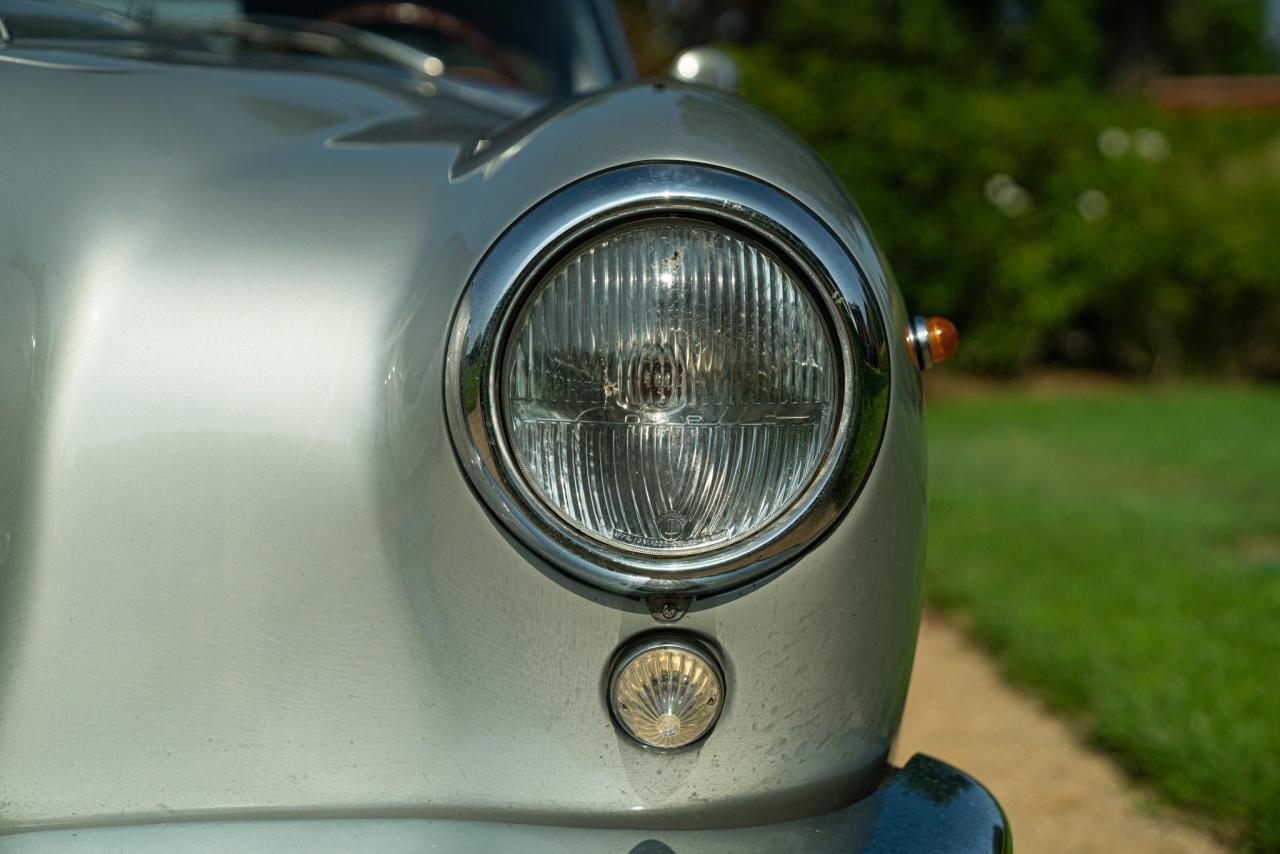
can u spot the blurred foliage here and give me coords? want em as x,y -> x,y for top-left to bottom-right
709,0 -> 1280,376
1168,0 -> 1280,74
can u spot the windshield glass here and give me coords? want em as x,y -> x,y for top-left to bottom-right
78,0 -> 624,97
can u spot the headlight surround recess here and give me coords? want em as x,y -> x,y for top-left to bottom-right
446,164 -> 890,599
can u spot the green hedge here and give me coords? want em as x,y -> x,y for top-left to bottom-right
736,0 -> 1280,376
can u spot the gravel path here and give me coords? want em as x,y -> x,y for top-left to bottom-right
892,612 -> 1225,853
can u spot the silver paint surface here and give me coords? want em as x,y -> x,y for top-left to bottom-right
0,41 -> 926,832
0,756 -> 1008,853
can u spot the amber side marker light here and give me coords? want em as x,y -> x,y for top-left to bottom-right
906,315 -> 959,370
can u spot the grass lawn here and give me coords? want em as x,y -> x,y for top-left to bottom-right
923,383 -> 1280,852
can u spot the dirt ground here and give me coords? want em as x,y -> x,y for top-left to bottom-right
892,612 -> 1226,854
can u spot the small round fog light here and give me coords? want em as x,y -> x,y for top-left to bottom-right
609,636 -> 724,749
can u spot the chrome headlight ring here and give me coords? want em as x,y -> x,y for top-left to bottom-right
445,163 -> 889,598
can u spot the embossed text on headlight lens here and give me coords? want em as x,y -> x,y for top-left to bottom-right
501,220 -> 839,555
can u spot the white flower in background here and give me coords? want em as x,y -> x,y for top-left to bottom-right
1134,128 -> 1171,161
984,173 -> 1014,202
984,173 -> 1033,217
1077,189 -> 1110,221
1097,127 -> 1131,159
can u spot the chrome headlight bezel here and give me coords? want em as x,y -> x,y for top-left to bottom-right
445,164 -> 889,597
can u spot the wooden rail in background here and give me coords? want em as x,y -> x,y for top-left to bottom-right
1151,75 -> 1280,110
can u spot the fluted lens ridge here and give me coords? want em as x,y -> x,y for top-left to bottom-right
610,646 -> 722,749
502,219 -> 838,555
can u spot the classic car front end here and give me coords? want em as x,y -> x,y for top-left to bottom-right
0,1 -> 1008,850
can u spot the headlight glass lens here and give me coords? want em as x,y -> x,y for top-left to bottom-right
502,219 -> 839,555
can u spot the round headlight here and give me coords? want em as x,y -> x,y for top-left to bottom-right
445,164 -> 890,597
501,219 -> 838,556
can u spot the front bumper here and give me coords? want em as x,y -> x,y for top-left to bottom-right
0,755 -> 1009,853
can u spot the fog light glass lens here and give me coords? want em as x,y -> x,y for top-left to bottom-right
610,640 -> 724,749
502,219 -> 839,556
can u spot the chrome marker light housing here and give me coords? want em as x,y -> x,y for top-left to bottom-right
609,634 -> 726,750
446,164 -> 889,597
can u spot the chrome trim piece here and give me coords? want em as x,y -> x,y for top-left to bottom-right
670,46 -> 740,94
445,163 -> 890,597
907,314 -> 933,370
